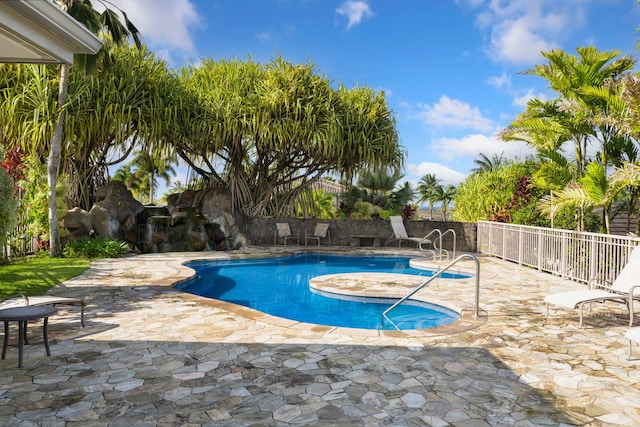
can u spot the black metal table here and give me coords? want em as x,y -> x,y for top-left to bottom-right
0,305 -> 57,367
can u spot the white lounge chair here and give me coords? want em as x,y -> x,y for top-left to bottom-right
385,216 -> 431,250
305,223 -> 330,246
0,294 -> 85,327
274,223 -> 299,246
544,245 -> 640,327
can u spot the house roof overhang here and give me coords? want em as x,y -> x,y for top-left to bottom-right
0,0 -> 102,64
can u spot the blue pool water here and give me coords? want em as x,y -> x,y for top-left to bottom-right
176,253 -> 464,330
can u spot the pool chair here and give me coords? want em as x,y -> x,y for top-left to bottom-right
305,223 -> 330,246
385,216 -> 432,250
274,222 -> 299,246
0,294 -> 85,327
544,245 -> 640,327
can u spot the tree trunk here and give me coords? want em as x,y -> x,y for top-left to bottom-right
48,63 -> 69,257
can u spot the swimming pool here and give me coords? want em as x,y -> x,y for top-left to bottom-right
177,253 -> 464,330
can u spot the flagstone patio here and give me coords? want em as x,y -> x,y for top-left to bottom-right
1,247 -> 640,426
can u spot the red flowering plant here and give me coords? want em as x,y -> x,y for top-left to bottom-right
0,146 -> 25,190
489,176 -> 532,223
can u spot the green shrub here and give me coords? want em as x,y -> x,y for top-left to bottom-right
349,200 -> 382,220
0,168 -> 18,253
63,237 -> 130,259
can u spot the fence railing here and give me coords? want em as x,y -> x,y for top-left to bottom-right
2,225 -> 38,260
477,220 -> 640,284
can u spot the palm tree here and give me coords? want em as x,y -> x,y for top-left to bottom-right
502,47 -> 635,232
523,47 -> 634,171
471,153 -> 506,174
131,150 -> 176,205
433,184 -> 456,221
390,181 -> 416,213
539,162 -> 624,234
417,173 -> 441,220
111,164 -> 145,200
47,0 -> 141,256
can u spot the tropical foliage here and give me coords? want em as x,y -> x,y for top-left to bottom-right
0,165 -> 18,258
173,58 -> 403,217
498,46 -> 638,232
338,169 -> 415,219
62,236 -> 130,259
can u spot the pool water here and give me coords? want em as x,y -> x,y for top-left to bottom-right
177,253 -> 463,330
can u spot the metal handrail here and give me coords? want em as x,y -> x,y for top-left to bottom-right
440,229 -> 457,260
380,253 -> 481,330
420,229 -> 442,258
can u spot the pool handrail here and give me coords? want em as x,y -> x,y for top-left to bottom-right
440,228 -> 457,260
380,253 -> 480,330
420,229 -> 442,258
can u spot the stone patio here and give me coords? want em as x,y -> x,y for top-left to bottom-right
1,247 -> 640,426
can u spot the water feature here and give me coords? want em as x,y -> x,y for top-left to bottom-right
137,205 -> 226,253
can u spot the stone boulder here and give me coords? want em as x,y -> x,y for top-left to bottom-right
166,188 -> 246,250
63,207 -> 93,240
89,181 -> 145,243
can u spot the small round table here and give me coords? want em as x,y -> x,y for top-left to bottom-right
0,305 -> 57,368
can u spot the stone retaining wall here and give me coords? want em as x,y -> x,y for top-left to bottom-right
240,218 -> 477,253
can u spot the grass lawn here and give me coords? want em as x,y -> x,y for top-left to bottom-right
0,257 -> 90,300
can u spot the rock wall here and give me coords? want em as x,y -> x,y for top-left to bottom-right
242,217 -> 478,253
63,181 -> 144,244
63,182 -> 477,254
63,182 -> 245,253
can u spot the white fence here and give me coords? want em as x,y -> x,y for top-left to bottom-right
477,220 -> 640,284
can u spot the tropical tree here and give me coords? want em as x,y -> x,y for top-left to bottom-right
175,57 -> 403,217
0,165 -> 18,259
304,189 -> 336,219
521,46 -> 635,171
471,152 -> 506,174
111,164 -> 139,192
417,173 -> 441,220
539,162 -> 624,234
391,181 -> 416,213
358,169 -> 404,203
65,43 -> 176,210
47,0 -> 141,256
130,150 -> 176,204
433,184 -> 456,221
501,47 -> 635,232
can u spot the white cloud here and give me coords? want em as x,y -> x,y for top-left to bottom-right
486,72 -> 511,89
336,1 -> 374,30
257,32 -> 272,43
407,162 -> 467,186
512,88 -> 547,108
490,17 -> 553,64
472,0 -> 588,65
416,96 -> 494,132
434,133 -> 535,162
100,0 -> 203,57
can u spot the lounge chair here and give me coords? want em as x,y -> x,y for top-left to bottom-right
0,294 -> 85,327
385,216 -> 432,250
305,223 -> 330,246
274,223 -> 299,246
544,245 -> 640,327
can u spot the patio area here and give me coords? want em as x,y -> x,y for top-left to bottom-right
1,247 -> 640,426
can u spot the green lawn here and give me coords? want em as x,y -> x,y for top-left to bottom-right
0,257 -> 90,300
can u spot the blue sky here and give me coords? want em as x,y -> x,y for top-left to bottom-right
107,0 -> 640,190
